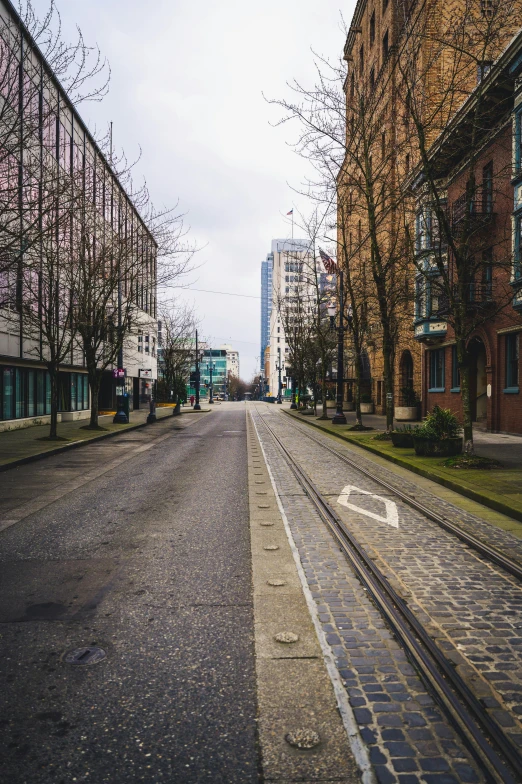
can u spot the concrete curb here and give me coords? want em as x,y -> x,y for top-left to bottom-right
247,411 -> 364,784
283,409 -> 522,524
0,409 -> 211,474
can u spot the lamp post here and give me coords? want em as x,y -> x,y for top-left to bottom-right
290,328 -> 298,409
276,349 -> 283,404
327,269 -> 348,425
207,360 -> 215,404
194,329 -> 201,410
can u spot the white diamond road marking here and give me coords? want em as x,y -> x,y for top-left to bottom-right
337,485 -> 399,528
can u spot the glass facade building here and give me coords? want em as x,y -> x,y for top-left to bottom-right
260,254 -> 273,371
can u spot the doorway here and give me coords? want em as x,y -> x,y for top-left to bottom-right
133,377 -> 140,411
469,338 -> 487,422
400,350 -> 414,404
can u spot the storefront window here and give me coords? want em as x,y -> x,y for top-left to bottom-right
2,368 -> 13,420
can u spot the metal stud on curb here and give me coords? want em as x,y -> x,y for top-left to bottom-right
64,646 -> 106,665
258,504 -> 270,509
267,579 -> 286,586
275,632 -> 299,643
285,729 -> 320,750
264,545 -> 279,551
260,521 -> 274,526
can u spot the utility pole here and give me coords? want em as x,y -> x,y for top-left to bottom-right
194,329 -> 201,410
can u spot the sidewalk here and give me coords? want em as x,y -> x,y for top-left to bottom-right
284,407 -> 522,525
0,404 -> 209,471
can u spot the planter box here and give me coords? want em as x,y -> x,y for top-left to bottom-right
395,406 -> 418,421
360,402 -> 374,414
391,431 -> 415,448
344,402 -> 355,411
326,401 -> 337,409
413,436 -> 463,457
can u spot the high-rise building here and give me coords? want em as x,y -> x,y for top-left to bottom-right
268,239 -> 314,399
260,254 -> 273,375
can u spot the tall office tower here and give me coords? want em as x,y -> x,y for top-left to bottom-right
268,239 -> 314,399
260,254 -> 273,377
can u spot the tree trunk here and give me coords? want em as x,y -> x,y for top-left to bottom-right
382,337 -> 394,433
458,339 -> 474,454
354,353 -> 364,428
49,366 -> 59,439
88,373 -> 102,429
319,373 -> 328,419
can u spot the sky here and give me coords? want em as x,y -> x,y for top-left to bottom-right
34,0 -> 356,380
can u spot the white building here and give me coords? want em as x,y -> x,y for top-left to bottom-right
268,239 -> 314,399
220,344 -> 240,381
0,0 -> 157,429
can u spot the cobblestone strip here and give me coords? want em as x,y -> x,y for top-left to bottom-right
269,409 -> 522,749
285,412 -> 522,564
251,406 -> 485,784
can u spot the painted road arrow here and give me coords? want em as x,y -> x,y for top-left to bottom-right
337,485 -> 399,528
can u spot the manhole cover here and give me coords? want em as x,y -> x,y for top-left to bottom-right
264,545 -> 279,551
285,729 -> 320,750
267,579 -> 286,586
64,646 -> 106,666
275,631 -> 299,644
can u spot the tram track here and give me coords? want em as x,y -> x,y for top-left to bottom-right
281,410 -> 522,582
253,405 -> 522,784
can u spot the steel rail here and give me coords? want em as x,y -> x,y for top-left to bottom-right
281,410 -> 522,582
255,408 -> 522,784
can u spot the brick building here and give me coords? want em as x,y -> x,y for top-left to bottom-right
413,31 -> 522,433
339,0 -> 522,429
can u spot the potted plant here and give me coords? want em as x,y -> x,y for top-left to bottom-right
391,424 -> 419,448
395,387 -> 420,421
413,406 -> 463,457
360,393 -> 374,414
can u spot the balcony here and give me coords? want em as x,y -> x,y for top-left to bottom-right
414,317 -> 447,343
436,283 -> 495,316
451,187 -> 495,235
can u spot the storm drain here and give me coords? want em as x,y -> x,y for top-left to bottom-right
64,646 -> 106,665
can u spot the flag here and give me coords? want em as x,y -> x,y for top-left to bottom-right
286,209 -> 293,216
319,247 -> 338,274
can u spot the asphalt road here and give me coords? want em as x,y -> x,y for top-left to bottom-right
0,405 -> 260,783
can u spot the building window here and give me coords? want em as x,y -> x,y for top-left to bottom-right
429,348 -> 445,391
370,11 -> 375,46
359,43 -> 364,74
506,333 -> 519,390
477,61 -> 492,83
451,346 -> 461,391
405,153 -> 410,174
482,161 -> 493,213
350,71 -> 355,99
383,0 -> 389,10
370,68 -> 375,90
481,0 -> 497,18
383,29 -> 389,60
482,248 -> 493,298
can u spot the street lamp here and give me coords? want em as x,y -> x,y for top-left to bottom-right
290,327 -> 298,409
207,360 -> 215,404
194,329 -> 201,410
276,350 -> 283,404
328,268 -> 349,425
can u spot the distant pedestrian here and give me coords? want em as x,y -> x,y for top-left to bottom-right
190,395 -> 195,407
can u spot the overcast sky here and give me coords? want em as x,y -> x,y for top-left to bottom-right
35,0 -> 356,379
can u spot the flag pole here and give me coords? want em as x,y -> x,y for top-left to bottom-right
292,211 -> 294,239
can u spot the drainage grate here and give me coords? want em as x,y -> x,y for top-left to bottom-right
64,646 -> 106,666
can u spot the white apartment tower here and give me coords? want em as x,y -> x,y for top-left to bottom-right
268,239 -> 313,398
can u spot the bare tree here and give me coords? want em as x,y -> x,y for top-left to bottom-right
157,301 -> 198,414
270,30 -> 411,432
